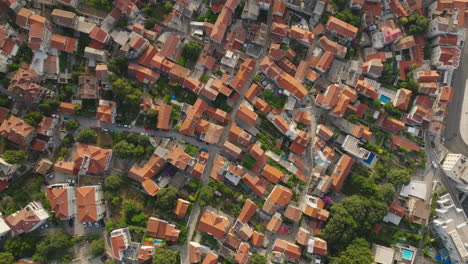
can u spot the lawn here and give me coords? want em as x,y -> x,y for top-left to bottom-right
96,131 -> 112,147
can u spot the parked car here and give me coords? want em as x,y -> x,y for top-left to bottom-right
51,114 -> 59,119
63,117 -> 71,120
144,127 -> 150,130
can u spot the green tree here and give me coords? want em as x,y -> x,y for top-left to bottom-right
147,109 -> 158,119
164,2 -> 173,12
39,99 -> 60,115
33,232 -> 72,262
321,204 -> 358,253
376,183 -> 396,204
23,111 -> 44,127
110,78 -> 142,106
387,169 -> 411,185
156,187 -> 178,211
90,239 -> 105,256
64,119 -> 79,131
342,195 -> 387,235
113,140 -> 135,158
107,56 -> 128,76
133,145 -> 145,158
405,13 -> 430,35
198,186 -> 214,207
330,238 -> 373,264
152,248 -> 179,264
123,201 -> 143,222
251,254 -> 267,264
0,252 -> 14,264
144,18 -> 157,29
77,128 -> 97,144
181,41 -> 202,61
335,9 -> 361,28
105,174 -> 122,190
2,150 -> 27,164
3,236 -> 37,258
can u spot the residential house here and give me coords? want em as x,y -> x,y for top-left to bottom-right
272,238 -> 301,259
330,154 -> 354,192
325,16 -> 358,41
8,67 -> 52,104
96,100 -> 117,124
128,155 -> 165,196
174,199 -> 190,219
0,116 -> 35,149
51,9 -> 77,28
146,217 -> 180,242
76,185 -> 105,223
50,34 -> 78,53
197,210 -> 230,239
109,228 -> 133,261
77,75 -> 100,99
46,184 -> 76,220
0,158 -> 18,180
6,201 -> 49,235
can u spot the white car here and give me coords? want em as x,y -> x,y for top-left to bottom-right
124,125 -> 129,128
140,132 -> 148,136
432,161 -> 438,169
51,114 -> 60,119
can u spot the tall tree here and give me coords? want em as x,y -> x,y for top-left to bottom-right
330,238 -> 373,264
321,204 -> 358,253
76,128 -> 97,144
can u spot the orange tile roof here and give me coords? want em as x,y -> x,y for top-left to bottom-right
96,101 -> 116,123
197,210 -> 230,239
167,146 -> 191,170
146,217 -> 180,241
128,155 -> 165,183
51,34 -> 77,53
250,231 -> 264,247
203,252 -> 218,264
315,84 -> 340,109
238,199 -> 258,223
89,26 -> 108,43
72,144 -> 112,175
331,154 -> 354,192
316,124 -> 334,140
262,164 -> 285,184
382,117 -> 405,133
351,124 -> 372,139
295,227 -> 310,245
60,102 -> 76,114
191,162 -> 205,179
235,242 -> 251,264
272,238 -> 301,259
394,88 -> 412,111
242,173 -> 267,196
390,135 -> 420,152
356,79 -> 379,99
46,185 -> 72,219
284,205 -> 302,222
0,116 -> 34,148
440,86 -> 454,102
54,161 -> 74,175
236,104 -> 258,126
266,214 -> 282,232
174,199 -> 190,218
326,16 -> 358,39
266,185 -> 292,207
76,186 -> 99,222
157,104 -> 172,130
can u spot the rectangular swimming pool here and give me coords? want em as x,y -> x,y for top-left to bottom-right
362,152 -> 375,165
379,94 -> 392,104
401,249 -> 414,260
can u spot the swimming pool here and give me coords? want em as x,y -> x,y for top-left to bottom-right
362,152 -> 375,165
154,239 -> 163,246
401,249 -> 414,260
379,94 -> 392,104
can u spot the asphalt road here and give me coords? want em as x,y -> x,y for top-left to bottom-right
443,32 -> 468,157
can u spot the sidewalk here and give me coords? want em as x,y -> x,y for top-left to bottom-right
460,79 -> 468,145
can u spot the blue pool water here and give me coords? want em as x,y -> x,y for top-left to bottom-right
379,94 -> 392,104
154,239 -> 163,245
402,249 -> 414,260
362,152 -> 375,165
